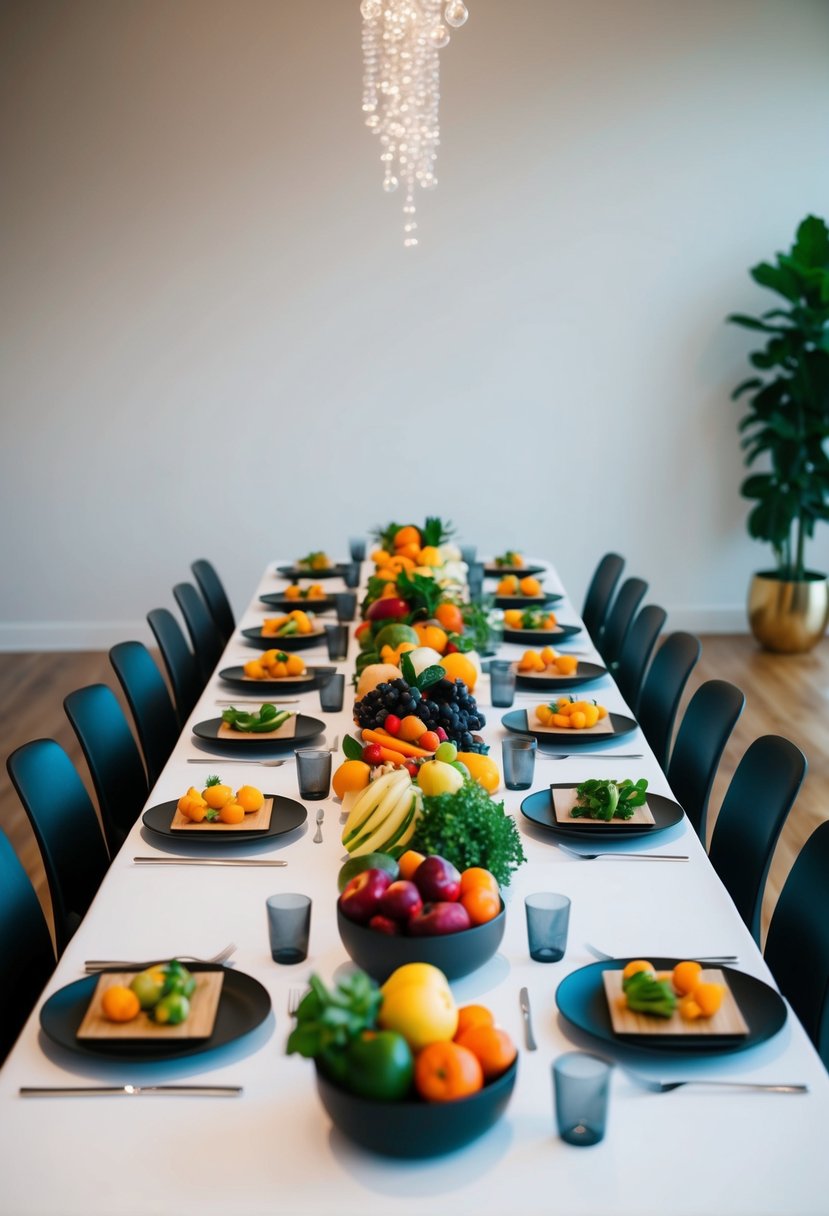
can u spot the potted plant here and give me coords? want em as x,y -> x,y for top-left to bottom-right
729,214 -> 829,652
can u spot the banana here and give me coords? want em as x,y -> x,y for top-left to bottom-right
341,770 -> 409,845
349,783 -> 420,858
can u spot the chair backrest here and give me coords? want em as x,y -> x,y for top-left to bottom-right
667,679 -> 745,843
147,606 -> 204,726
0,827 -> 56,1061
64,684 -> 149,855
708,734 -> 806,946
636,631 -> 701,770
109,641 -> 180,786
173,582 -> 225,682
581,552 -> 625,639
765,820 -> 829,1067
615,603 -> 667,712
598,577 -> 648,666
191,558 -> 235,644
6,739 -> 110,956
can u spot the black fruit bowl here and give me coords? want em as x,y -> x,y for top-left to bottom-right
315,1056 -> 517,1158
336,902 -> 506,984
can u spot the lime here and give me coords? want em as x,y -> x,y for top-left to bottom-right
129,971 -> 163,1010
152,992 -> 191,1025
162,961 -> 196,998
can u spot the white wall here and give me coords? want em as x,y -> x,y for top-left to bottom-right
2,0 -> 828,647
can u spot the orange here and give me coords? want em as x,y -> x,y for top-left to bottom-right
378,977 -> 458,1049
203,783 -> 232,810
459,867 -> 499,896
455,1025 -> 517,1081
332,759 -> 371,800
417,545 -> 442,567
672,960 -> 702,995
394,525 -> 421,549
398,715 -> 428,742
622,959 -> 654,981
219,801 -> 245,825
414,1041 -> 483,1102
243,659 -> 266,680
180,798 -> 208,823
570,711 -> 587,729
438,652 -> 477,692
286,654 -> 305,676
414,623 -> 448,653
693,982 -> 724,1017
679,995 -> 703,1021
398,849 -> 426,881
555,655 -> 578,676
519,577 -> 542,596
454,1005 -> 495,1040
236,785 -> 265,813
456,751 -> 500,793
371,548 -> 391,565
435,602 -> 464,635
396,541 -> 422,561
101,985 -> 141,1023
460,887 -> 501,926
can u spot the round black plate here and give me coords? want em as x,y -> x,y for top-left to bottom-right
503,624 -> 582,645
484,564 -> 544,579
277,565 -> 347,580
259,593 -> 336,613
39,965 -> 272,1062
495,593 -> 562,609
555,959 -> 787,1055
520,787 -> 684,840
142,795 -> 307,846
218,665 -> 328,694
192,714 -> 325,752
501,708 -> 637,746
241,627 -> 326,651
513,660 -> 607,690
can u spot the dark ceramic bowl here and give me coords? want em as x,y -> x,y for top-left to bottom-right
315,1056 -> 517,1158
336,902 -> 506,984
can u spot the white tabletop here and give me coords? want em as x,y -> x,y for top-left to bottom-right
1,558 -> 827,1216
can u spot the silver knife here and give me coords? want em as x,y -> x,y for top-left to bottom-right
133,857 -> 287,867
20,1085 -> 242,1097
519,987 -> 537,1051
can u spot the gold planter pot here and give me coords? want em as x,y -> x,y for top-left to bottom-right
748,571 -> 829,654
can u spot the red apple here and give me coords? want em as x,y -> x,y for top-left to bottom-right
378,880 -> 423,922
338,869 -> 393,924
413,855 -> 461,903
408,902 -> 472,936
368,914 -> 401,935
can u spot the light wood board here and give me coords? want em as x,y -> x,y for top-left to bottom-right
77,970 -> 224,1041
602,968 -> 748,1037
552,785 -> 655,826
524,708 -> 613,735
217,716 -> 297,742
170,795 -> 275,832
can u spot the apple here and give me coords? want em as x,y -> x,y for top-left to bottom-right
408,901 -> 472,936
434,741 -> 458,763
416,759 -> 464,797
413,855 -> 461,903
368,914 -> 402,936
338,868 -> 394,924
379,880 -> 423,922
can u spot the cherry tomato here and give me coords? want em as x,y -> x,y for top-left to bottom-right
419,731 -> 440,752
384,714 -> 402,736
405,761 -> 419,778
362,743 -> 384,765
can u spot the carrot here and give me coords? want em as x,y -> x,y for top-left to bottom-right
362,728 -> 433,759
377,745 -> 410,766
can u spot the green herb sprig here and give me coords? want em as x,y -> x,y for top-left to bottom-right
286,971 -> 382,1081
412,780 -> 526,887
221,704 -> 292,734
571,778 -> 648,821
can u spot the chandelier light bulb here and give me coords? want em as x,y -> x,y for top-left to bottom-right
444,1 -> 468,28
428,24 -> 451,49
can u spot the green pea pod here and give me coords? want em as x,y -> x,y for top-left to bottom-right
250,712 -> 291,733
231,713 -> 255,732
259,703 -> 278,722
277,620 -> 299,636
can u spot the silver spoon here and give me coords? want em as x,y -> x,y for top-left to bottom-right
313,809 -> 324,844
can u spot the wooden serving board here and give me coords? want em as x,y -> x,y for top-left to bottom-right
77,970 -> 224,1041
260,627 -> 325,642
170,796 -> 275,833
525,709 -> 614,736
240,673 -> 308,684
602,969 -> 749,1037
218,717 -> 297,742
513,665 -> 578,682
552,786 -> 655,827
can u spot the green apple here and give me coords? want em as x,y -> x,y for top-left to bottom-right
416,759 -> 464,797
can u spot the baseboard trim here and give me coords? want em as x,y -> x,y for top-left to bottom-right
0,621 -> 155,652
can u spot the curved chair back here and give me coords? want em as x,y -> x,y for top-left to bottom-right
64,684 -> 149,854
147,607 -> 204,726
708,735 -> 806,946
667,679 -> 744,843
615,604 -> 667,712
192,558 -> 235,645
581,552 -> 625,639
598,577 -> 648,667
173,582 -> 225,682
765,820 -> 829,1067
6,739 -> 109,956
636,631 -> 701,770
109,641 -> 179,786
0,828 -> 56,1061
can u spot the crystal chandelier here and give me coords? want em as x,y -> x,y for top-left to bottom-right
360,0 -> 469,246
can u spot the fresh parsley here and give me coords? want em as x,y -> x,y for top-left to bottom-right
412,780 -> 526,886
571,778 -> 648,821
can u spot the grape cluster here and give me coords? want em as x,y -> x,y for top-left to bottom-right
354,677 -> 487,753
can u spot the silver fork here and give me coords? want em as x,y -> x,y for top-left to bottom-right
84,943 -> 237,973
625,1069 -> 807,1095
187,758 -> 288,766
540,752 -> 644,760
287,987 -> 305,1015
558,842 -> 688,862
585,942 -> 739,966
313,809 -> 324,843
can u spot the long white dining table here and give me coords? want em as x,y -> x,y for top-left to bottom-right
1,555 -> 827,1216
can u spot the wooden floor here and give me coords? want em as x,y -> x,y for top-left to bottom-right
1,637 -> 827,945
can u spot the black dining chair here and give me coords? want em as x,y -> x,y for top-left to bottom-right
147,606 -> 204,726
0,827 -> 56,1062
109,641 -> 180,786
666,680 -> 745,843
636,631 -> 701,770
581,552 -> 625,640
597,577 -> 648,667
191,558 -> 235,645
764,820 -> 829,1067
6,739 -> 110,956
173,581 -> 225,683
708,734 -> 806,946
615,603 -> 667,712
64,684 -> 150,855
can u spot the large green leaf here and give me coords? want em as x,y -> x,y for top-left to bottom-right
792,215 -> 829,269
727,313 -> 791,334
751,260 -> 802,302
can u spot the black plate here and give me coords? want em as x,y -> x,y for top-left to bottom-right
259,593 -> 336,613
484,563 -> 544,578
192,714 -> 325,752
277,564 -> 347,580
503,624 -> 582,645
520,786 -> 684,840
555,959 -> 787,1055
513,660 -> 607,690
241,626 -> 326,651
501,708 -> 637,746
39,965 -> 272,1062
142,795 -> 307,846
494,593 -> 562,609
218,665 -> 331,694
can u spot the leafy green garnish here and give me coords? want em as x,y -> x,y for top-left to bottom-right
221,705 -> 292,733
204,774 -> 222,787
422,516 -> 455,547
412,780 -> 526,887
622,969 -> 677,1018
571,778 -> 648,821
286,971 -> 382,1078
395,569 -> 443,621
342,735 -> 364,761
399,652 -> 445,693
